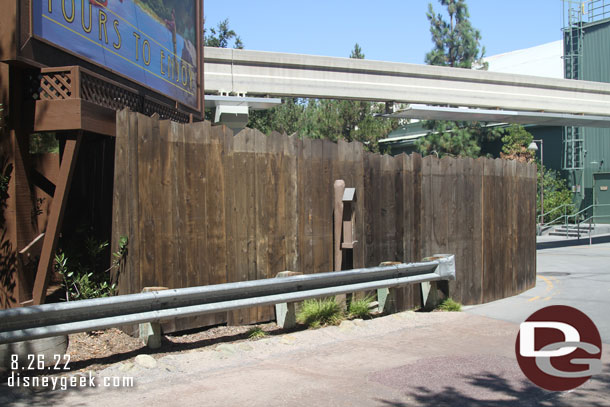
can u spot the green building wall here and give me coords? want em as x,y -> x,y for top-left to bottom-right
566,18 -> 610,219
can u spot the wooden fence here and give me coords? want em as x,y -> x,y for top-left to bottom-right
112,110 -> 537,330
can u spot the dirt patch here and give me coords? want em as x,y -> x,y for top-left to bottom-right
65,322 -> 290,373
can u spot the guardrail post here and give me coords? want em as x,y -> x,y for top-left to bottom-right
139,287 -> 168,349
275,271 -> 303,328
420,255 -> 451,309
377,262 -> 401,314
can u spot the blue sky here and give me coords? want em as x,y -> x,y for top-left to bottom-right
204,0 -> 565,64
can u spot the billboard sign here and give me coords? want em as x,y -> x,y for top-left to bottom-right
33,0 -> 199,109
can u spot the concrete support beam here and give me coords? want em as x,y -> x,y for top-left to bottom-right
204,47 -> 610,119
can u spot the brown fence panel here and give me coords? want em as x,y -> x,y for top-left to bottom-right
112,111 -> 537,330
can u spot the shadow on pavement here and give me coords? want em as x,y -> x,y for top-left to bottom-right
1,376 -> 90,407
376,370 -> 610,407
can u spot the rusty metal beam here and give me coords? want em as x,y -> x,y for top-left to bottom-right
32,133 -> 82,305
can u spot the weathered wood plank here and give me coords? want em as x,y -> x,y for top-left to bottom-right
363,152 -> 374,267
505,159 -> 517,298
156,119 -> 173,290
409,154 -> 424,261
380,154 -> 396,262
136,114 -> 156,293
472,158 -> 485,304
284,134 -> 299,273
311,139 -> 326,274
125,113 -> 141,296
173,121 -> 188,290
268,132 -> 286,277
228,129 -> 259,325
112,110 -> 130,295
298,136 -> 314,276
351,142 -> 366,270
254,129 -> 273,322
182,120 -> 203,291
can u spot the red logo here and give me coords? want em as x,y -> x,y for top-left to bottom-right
515,305 -> 602,391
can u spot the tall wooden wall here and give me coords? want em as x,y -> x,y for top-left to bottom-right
112,110 -> 537,329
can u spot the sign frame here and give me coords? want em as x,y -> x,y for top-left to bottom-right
8,0 -> 204,118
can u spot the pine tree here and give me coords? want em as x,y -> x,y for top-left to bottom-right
417,0 -> 496,158
425,0 -> 486,68
204,19 -> 244,49
350,43 -> 365,59
248,44 -> 397,151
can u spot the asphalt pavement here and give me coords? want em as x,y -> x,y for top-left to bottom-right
465,243 -> 610,342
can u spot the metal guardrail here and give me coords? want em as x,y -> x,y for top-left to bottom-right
0,256 -> 455,344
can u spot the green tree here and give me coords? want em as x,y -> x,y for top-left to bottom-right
425,0 -> 486,68
417,0 -> 497,158
537,165 -> 574,222
416,120 -> 503,158
350,43 -> 365,59
248,44 -> 397,152
247,98 -> 307,135
499,124 -> 535,162
204,18 -> 244,49
496,125 -> 574,221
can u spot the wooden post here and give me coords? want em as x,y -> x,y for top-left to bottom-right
4,66 -> 37,306
333,180 -> 345,271
32,133 -> 82,305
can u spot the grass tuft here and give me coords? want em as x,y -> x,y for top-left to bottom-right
246,326 -> 267,340
348,295 -> 375,319
436,298 -> 462,312
297,298 -> 343,328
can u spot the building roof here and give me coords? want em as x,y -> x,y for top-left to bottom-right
483,40 -> 563,79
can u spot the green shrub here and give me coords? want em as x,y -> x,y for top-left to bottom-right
54,229 -> 127,301
246,327 -> 267,340
297,298 -> 343,328
437,298 -> 462,312
348,295 -> 374,319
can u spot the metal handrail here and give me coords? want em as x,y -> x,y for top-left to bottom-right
564,204 -> 610,238
540,213 -> 571,230
0,256 -> 455,344
538,203 -> 610,236
537,203 -> 575,225
566,203 -> 610,224
581,214 -> 610,243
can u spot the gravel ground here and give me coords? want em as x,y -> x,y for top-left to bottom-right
64,322 -> 287,373
0,321 -> 290,384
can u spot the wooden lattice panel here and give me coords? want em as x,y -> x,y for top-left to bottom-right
39,71 -> 73,100
37,66 -> 191,123
81,72 -> 142,112
144,99 -> 189,123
